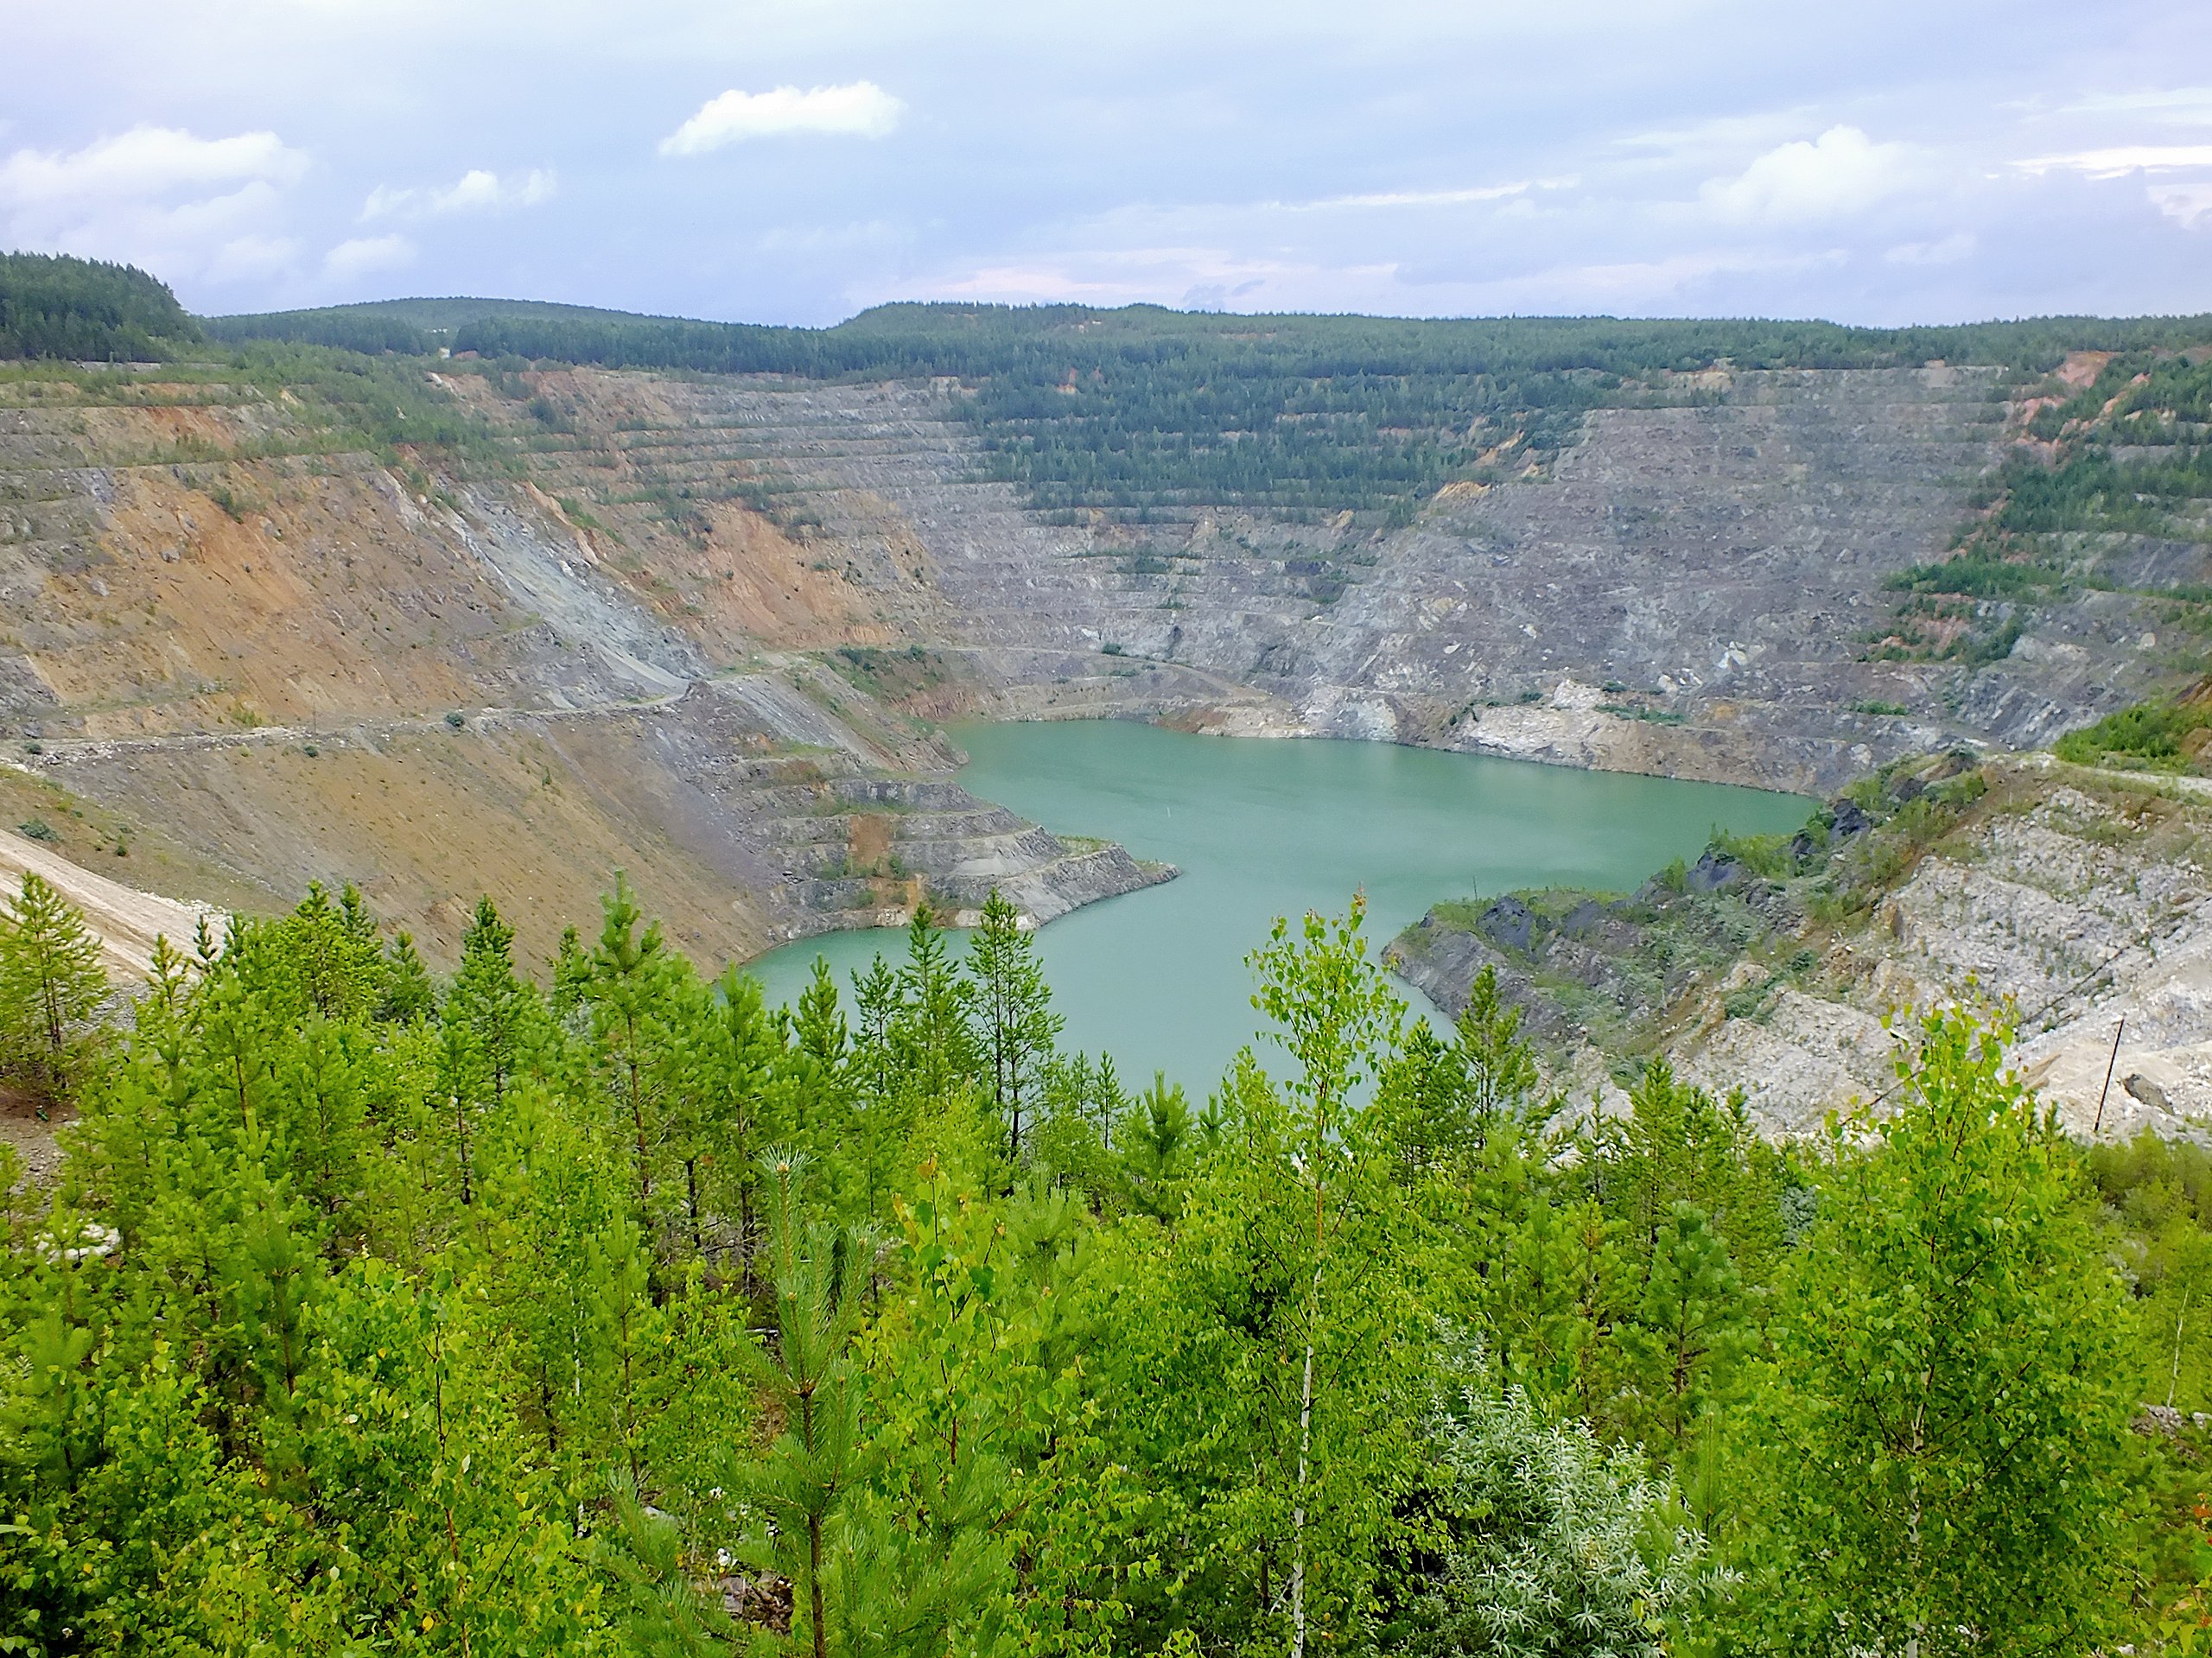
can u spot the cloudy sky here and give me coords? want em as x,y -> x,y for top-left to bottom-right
5,0 -> 2210,327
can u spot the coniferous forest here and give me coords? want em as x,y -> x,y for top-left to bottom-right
4,867 -> 2211,1657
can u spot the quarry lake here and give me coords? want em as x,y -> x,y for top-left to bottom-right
751,721 -> 1808,1089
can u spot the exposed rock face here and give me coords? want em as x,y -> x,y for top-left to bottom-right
1390,758 -> 2212,1142
0,378 -> 1168,963
1284,369 -> 2013,788
489,363 -> 2141,794
3,354 -> 2198,969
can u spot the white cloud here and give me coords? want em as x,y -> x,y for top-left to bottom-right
0,126 -> 310,288
323,233 -> 416,281
1700,125 -> 1923,223
911,244 -> 1393,310
659,82 -> 904,156
2013,143 -> 2212,178
2150,181 -> 2212,229
205,233 -> 301,282
1612,109 -> 1827,164
1294,180 -> 1540,211
1434,247 -> 1843,312
361,166 -> 556,221
2058,88 -> 2212,127
0,125 -> 307,206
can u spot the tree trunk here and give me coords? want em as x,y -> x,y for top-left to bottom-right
453,1094 -> 474,1207
1292,1314 -> 1314,1658
809,1512 -> 828,1658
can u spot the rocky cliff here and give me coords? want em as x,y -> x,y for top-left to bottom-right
3,346 -> 2202,970
1389,753 -> 2212,1140
0,369 -> 1167,964
466,359 -> 2183,794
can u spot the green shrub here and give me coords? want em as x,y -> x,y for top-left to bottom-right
1709,829 -> 1795,879
2054,700 -> 2212,771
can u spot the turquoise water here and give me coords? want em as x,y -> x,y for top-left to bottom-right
749,722 -> 1808,1092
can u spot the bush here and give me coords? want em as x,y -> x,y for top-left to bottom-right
1402,1386 -> 1711,1657
1708,828 -> 1794,879
2054,699 -> 2212,772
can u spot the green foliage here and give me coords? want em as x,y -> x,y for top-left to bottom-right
0,871 -> 108,1113
1705,828 -> 1794,879
202,293 -> 2212,525
1872,342 -> 2212,657
2,875 -> 2199,1655
968,890 -> 1062,1158
830,645 -> 953,703
2056,697 -> 2212,771
1402,1385 -> 1713,1658
226,340 -> 515,466
1990,445 -> 2212,538
1886,547 -> 2065,600
0,253 -> 200,361
1748,1007 -> 2133,1654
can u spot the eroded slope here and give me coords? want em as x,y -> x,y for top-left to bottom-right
0,369 -> 1164,962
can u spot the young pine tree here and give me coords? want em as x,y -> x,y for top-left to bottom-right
847,956 -> 919,1223
584,873 -> 691,1244
893,902 -> 979,1107
438,895 -> 540,1208
0,871 -> 108,1116
732,1154 -> 873,1658
690,966 -> 788,1279
378,931 -> 434,1024
968,889 -> 1063,1159
1454,962 -> 1538,1132
1614,1200 -> 1748,1463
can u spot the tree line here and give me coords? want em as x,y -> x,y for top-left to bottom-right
0,253 -> 201,363
3,863 -> 2209,1655
197,288 -> 2212,527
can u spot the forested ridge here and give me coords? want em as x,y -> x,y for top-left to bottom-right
3,861 -> 2211,1655
16,249 -> 2212,530
208,295 -> 2212,527
0,256 -> 200,364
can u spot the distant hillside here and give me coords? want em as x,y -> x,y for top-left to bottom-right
0,251 -> 201,361
200,295 -> 681,355
205,294 -> 2212,525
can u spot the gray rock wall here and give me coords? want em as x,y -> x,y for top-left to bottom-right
634,365 -> 2139,794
